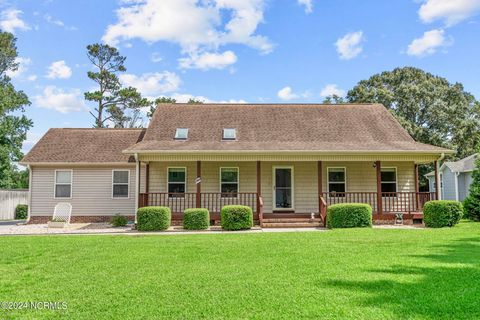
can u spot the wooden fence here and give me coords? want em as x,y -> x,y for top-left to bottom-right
0,189 -> 29,220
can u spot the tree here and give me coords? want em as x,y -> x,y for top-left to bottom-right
322,95 -> 345,104
147,96 -> 177,118
0,31 -> 32,189
463,155 -> 480,221
84,43 -> 151,128
187,98 -> 204,104
347,67 -> 480,160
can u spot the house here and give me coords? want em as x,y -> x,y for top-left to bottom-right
21,103 -> 452,226
425,154 -> 477,202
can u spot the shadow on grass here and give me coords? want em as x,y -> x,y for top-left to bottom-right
325,236 -> 480,319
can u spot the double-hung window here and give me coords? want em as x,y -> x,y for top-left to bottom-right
220,168 -> 239,197
112,170 -> 129,198
168,168 -> 186,197
328,168 -> 346,196
55,170 -> 72,198
381,168 -> 397,195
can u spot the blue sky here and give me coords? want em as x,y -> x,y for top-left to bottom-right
2,0 -> 480,153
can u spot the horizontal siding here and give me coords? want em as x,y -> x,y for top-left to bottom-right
441,169 -> 456,200
30,165 -> 142,217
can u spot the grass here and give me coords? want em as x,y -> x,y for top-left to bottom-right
1,222 -> 480,319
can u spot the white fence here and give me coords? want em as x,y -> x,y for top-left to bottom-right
0,189 -> 29,220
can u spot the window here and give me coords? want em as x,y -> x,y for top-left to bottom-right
175,128 -> 188,140
55,170 -> 72,198
168,168 -> 186,197
328,168 -> 346,196
220,168 -> 238,197
112,170 -> 129,198
381,168 -> 397,194
222,128 -> 236,140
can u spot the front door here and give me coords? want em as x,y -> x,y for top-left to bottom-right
273,167 -> 294,210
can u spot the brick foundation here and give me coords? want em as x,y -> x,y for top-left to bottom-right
29,215 -> 135,224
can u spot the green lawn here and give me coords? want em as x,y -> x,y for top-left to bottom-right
1,222 -> 480,319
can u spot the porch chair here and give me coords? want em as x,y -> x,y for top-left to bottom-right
53,203 -> 72,224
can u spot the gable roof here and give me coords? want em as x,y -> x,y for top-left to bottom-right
21,128 -> 145,164
425,153 -> 477,177
125,103 -> 451,154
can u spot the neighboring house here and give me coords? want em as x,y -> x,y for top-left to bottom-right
21,104 -> 452,226
425,154 -> 477,202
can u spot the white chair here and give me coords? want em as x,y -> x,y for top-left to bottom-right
53,203 -> 72,224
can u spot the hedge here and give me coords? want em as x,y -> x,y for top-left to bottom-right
327,203 -> 372,229
423,200 -> 463,228
137,206 -> 171,231
183,208 -> 210,230
221,205 -> 253,230
111,214 -> 128,227
15,204 -> 28,220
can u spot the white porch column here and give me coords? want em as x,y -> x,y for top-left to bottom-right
135,154 -> 140,223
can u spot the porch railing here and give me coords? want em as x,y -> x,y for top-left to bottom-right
139,192 -> 258,214
320,192 -> 436,214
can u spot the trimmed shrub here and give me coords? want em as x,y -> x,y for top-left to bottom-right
15,204 -> 28,220
111,214 -> 128,227
183,208 -> 210,230
423,200 -> 463,228
327,203 -> 372,229
137,206 -> 171,231
221,205 -> 253,231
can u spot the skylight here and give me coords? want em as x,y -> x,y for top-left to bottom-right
175,128 -> 188,140
223,128 -> 236,140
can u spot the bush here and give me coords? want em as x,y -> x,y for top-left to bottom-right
15,204 -> 28,220
327,203 -> 372,229
183,208 -> 210,230
463,155 -> 480,221
137,206 -> 171,231
111,214 -> 128,227
221,205 -> 253,230
423,200 -> 463,228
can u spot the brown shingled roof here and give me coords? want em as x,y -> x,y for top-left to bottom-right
21,128 -> 145,164
125,103 -> 451,153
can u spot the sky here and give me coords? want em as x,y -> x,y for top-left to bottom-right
2,0 -> 480,154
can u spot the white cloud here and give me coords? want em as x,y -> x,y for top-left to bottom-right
335,31 -> 365,60
178,50 -> 237,70
277,86 -> 299,100
34,86 -> 87,113
297,0 -> 313,13
151,52 -> 162,63
44,14 -> 78,31
46,60 -> 72,79
27,74 -> 37,81
419,0 -> 480,26
407,29 -> 450,57
102,0 -> 272,69
171,93 -> 247,104
6,57 -> 31,78
119,72 -> 181,96
320,84 -> 345,97
0,8 -> 30,33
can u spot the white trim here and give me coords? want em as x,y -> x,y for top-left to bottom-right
272,166 -> 295,211
167,167 -> 187,195
134,158 -> 139,221
380,166 -> 398,195
54,169 -> 73,199
123,149 -> 453,155
219,167 -> 239,197
327,167 -> 347,195
111,169 -> 130,199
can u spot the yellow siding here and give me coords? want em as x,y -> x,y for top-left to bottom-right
146,161 -> 415,214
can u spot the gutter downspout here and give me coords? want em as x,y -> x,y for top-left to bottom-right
134,153 -> 139,224
454,172 -> 460,202
27,165 -> 32,223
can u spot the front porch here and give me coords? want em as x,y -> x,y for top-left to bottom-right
136,159 -> 441,226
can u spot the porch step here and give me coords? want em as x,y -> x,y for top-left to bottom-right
262,218 -> 322,228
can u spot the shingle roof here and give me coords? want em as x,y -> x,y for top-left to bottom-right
21,128 -> 145,164
125,103 -> 451,153
445,153 -> 478,172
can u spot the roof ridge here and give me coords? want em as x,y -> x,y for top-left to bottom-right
49,128 -> 144,131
